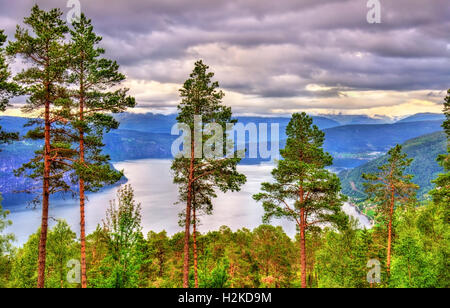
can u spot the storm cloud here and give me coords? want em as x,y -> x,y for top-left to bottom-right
1,0 -> 449,116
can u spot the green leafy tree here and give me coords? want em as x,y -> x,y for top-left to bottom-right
6,5 -> 74,288
68,13 -> 136,288
362,145 -> 418,275
253,112 -> 348,288
45,220 -> 78,288
11,230 -> 39,288
94,185 -> 144,288
144,231 -> 170,286
0,29 -> 19,147
390,202 -> 448,288
171,60 -> 246,288
85,226 -> 110,286
197,254 -> 230,288
316,223 -> 378,288
251,225 -> 295,288
10,221 -> 77,288
0,198 -> 15,287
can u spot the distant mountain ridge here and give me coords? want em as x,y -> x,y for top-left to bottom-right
318,114 -> 393,125
322,120 -> 443,154
0,113 -> 444,207
113,113 -> 341,133
396,113 -> 445,123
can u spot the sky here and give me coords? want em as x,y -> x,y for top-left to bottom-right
0,0 -> 449,117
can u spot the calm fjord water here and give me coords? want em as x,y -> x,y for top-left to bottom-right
6,159 -> 371,245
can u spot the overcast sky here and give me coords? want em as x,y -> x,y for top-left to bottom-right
1,0 -> 449,117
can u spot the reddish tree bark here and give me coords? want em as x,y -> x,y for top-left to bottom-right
183,137 -> 195,288
300,207 -> 307,289
387,185 -> 395,274
193,204 -> 199,288
79,67 -> 88,288
37,88 -> 51,289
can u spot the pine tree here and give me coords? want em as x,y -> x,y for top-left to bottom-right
253,112 -> 348,288
362,145 -> 418,275
431,89 -> 449,205
171,60 -> 246,288
6,5 -> 74,288
0,29 -> 19,147
68,13 -> 136,288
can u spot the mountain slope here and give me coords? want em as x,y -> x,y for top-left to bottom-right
113,113 -> 341,133
319,114 -> 392,125
397,113 -> 445,123
338,131 -> 447,200
323,120 -> 443,153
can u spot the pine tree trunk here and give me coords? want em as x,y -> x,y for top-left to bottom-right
37,95 -> 51,289
183,137 -> 195,288
300,208 -> 307,289
387,185 -> 395,274
79,139 -> 87,288
79,77 -> 87,288
193,205 -> 199,288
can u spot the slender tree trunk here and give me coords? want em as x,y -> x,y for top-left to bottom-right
37,95 -> 51,289
387,185 -> 395,274
79,130 -> 87,288
298,184 -> 307,289
300,208 -> 307,289
79,72 -> 88,288
193,204 -> 199,288
183,137 -> 195,288
79,177 -> 87,288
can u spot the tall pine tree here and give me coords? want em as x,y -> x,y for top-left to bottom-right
362,145 -> 418,275
0,29 -> 19,147
7,5 -> 74,288
68,13 -> 136,288
172,60 -> 246,288
253,112 -> 348,288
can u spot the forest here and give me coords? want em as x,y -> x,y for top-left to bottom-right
0,6 -> 448,289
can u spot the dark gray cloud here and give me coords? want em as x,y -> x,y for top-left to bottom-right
0,0 -> 449,115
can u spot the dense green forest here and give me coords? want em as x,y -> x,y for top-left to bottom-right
0,6 -> 448,289
1,182 -> 448,288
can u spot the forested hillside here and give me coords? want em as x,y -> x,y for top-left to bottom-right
339,131 -> 447,200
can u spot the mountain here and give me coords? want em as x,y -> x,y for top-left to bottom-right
0,136 -> 127,206
338,131 -> 447,200
113,113 -> 341,134
109,117 -> 443,167
0,116 -> 33,135
322,120 -> 443,154
236,116 -> 340,131
104,130 -> 175,161
318,114 -> 393,125
0,115 -> 444,206
113,113 -> 177,133
396,113 -> 445,123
